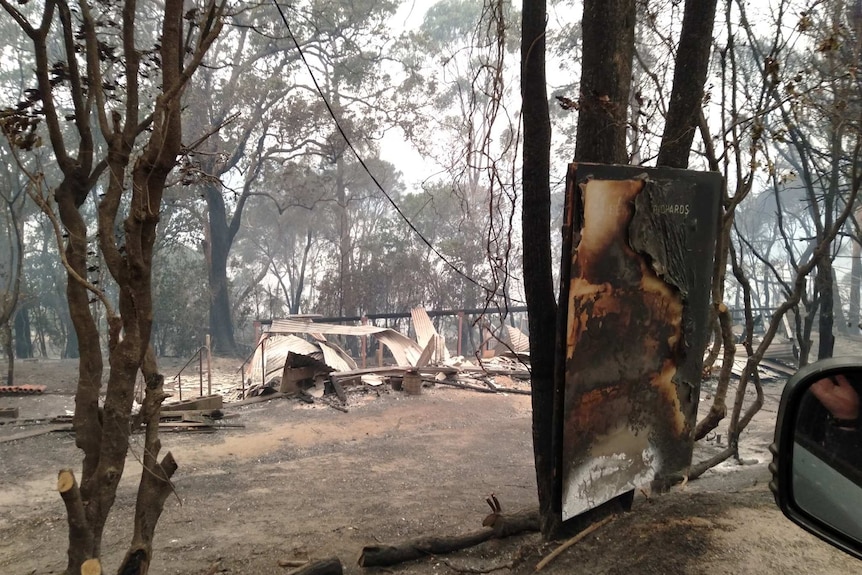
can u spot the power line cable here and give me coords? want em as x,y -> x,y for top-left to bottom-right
271,0 -> 495,295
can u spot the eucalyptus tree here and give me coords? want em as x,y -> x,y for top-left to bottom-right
181,2 -> 308,354
0,1 -> 224,573
239,164 -> 331,317
310,157 -> 410,316
152,244 -> 208,357
714,0 -> 862,364
680,0 -> 862,475
0,12 -> 48,365
393,0 -> 523,351
282,0 -> 409,318
181,0 -> 411,351
0,140 -> 25,384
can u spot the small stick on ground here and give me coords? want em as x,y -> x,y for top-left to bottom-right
282,557 -> 343,575
534,515 -> 616,571
439,557 -> 514,573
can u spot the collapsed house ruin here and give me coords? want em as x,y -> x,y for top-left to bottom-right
230,306 -> 532,402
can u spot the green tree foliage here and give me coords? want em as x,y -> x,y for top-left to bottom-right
152,246 -> 208,357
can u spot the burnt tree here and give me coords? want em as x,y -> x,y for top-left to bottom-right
520,0 -> 558,538
657,0 -> 719,169
0,1 -> 224,573
573,0 -> 636,165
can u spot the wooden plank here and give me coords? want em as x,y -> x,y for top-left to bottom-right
759,358 -> 796,377
0,424 -> 73,443
164,394 -> 223,411
159,409 -> 221,419
228,392 -> 288,406
330,366 -> 460,379
330,379 -> 347,402
0,407 -> 19,419
415,336 -> 437,368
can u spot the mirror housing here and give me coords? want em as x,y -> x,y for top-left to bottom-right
770,356 -> 862,560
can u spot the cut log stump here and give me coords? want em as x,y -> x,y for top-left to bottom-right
81,558 -> 102,575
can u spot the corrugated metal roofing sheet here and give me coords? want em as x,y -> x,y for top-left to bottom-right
265,317 -> 423,368
246,334 -> 324,383
411,306 -> 450,363
318,340 -> 357,372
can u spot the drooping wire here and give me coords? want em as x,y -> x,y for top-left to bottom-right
271,0 -> 493,295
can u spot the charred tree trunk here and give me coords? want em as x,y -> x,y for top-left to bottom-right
657,0 -> 719,168
54,179 -> 106,515
573,0 -> 636,165
520,0 -> 559,538
289,228 -> 314,315
2,321 -> 12,386
817,258 -> 836,359
14,308 -> 32,359
204,180 -> 238,355
0,192 -> 24,381
849,213 -> 862,334
336,152 -> 351,317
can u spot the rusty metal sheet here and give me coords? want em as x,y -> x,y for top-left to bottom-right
560,164 -> 721,521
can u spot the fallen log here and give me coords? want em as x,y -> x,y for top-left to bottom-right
434,379 -> 531,396
330,379 -> 347,403
81,558 -> 102,575
358,509 -> 539,568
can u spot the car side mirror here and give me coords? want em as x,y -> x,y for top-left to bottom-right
770,357 -> 862,560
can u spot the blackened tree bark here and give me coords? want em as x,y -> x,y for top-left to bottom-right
189,55 -> 275,356
657,0 -> 719,168
203,178 -> 242,355
574,0 -> 636,165
14,308 -> 32,358
520,0 -> 558,538
850,231 -> 861,333
0,184 -> 24,385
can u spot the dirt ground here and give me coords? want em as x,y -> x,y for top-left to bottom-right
1,356 -> 861,575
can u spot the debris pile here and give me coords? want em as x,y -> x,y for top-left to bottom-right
226,307 -> 532,408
